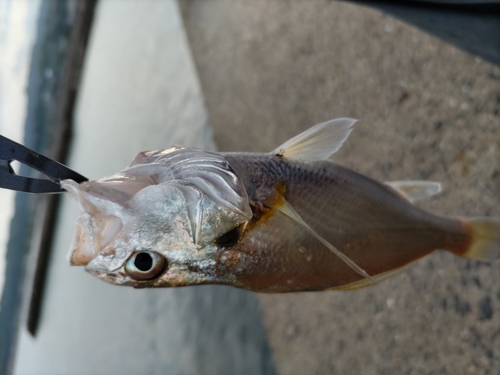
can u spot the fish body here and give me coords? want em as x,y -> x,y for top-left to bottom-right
216,154 -> 468,292
63,119 -> 500,292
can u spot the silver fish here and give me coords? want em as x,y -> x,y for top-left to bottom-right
63,118 -> 500,292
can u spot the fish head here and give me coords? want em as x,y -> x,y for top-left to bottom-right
63,146 -> 252,287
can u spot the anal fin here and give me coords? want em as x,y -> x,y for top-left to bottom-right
386,180 -> 441,203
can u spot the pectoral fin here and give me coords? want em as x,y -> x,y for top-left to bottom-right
269,192 -> 375,283
271,118 -> 357,161
386,180 -> 441,203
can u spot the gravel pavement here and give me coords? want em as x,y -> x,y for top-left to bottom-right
180,1 -> 500,374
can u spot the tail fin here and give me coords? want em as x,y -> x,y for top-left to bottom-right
460,218 -> 500,260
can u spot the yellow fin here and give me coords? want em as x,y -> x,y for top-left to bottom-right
270,192 -> 375,284
386,180 -> 441,203
461,218 -> 500,259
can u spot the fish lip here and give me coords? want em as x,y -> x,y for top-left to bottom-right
68,212 -> 124,266
85,258 -> 108,278
84,260 -> 101,275
68,215 -> 95,266
85,257 -> 122,284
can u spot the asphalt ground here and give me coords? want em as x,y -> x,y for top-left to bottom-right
180,1 -> 500,374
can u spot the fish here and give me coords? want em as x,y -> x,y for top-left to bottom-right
62,118 -> 500,292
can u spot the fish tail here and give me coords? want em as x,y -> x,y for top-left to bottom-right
456,218 -> 500,260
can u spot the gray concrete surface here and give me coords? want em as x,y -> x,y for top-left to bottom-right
14,1 -> 273,374
180,1 -> 500,374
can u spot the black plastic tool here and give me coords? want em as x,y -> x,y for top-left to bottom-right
0,135 -> 88,193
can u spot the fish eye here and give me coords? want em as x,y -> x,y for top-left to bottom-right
125,251 -> 167,280
215,222 -> 246,248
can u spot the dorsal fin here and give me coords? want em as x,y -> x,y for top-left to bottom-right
386,180 -> 441,203
268,191 -> 375,283
271,118 -> 357,161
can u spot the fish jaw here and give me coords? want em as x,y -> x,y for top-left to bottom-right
68,212 -> 123,266
62,180 -> 127,266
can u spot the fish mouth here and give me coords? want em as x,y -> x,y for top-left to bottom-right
68,215 -> 93,266
68,213 -> 123,266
